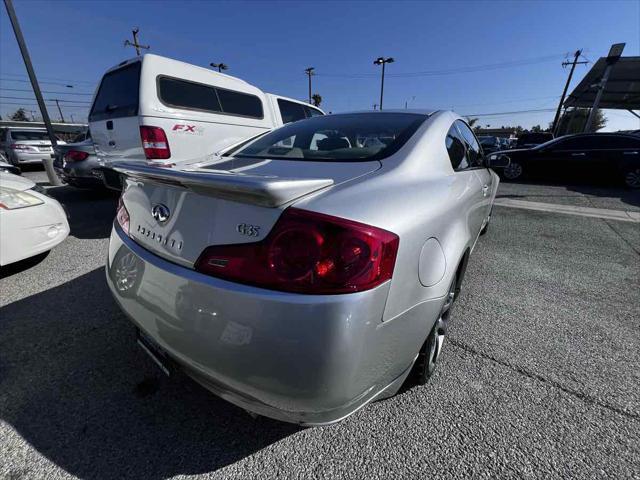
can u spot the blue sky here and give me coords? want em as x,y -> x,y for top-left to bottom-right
1,0 -> 639,131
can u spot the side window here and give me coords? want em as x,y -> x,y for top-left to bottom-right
446,124 -> 468,170
455,120 -> 483,167
158,77 -> 222,112
598,135 -> 640,149
157,77 -> 263,119
304,106 -> 323,118
278,99 -> 307,124
552,136 -> 596,150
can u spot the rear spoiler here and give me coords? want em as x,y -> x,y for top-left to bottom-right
109,162 -> 334,208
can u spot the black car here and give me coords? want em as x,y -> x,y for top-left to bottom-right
516,132 -> 554,148
492,133 -> 640,188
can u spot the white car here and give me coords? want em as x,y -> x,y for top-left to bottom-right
0,172 -> 69,266
0,127 -> 65,166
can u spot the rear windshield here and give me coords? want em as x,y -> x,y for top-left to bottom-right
230,113 -> 427,162
89,62 -> 141,121
10,130 -> 50,141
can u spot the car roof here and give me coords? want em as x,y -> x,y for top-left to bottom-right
327,109 -> 437,117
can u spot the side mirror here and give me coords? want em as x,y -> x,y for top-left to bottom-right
487,153 -> 510,168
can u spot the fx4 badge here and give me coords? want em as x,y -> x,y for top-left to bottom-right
172,124 -> 204,136
237,223 -> 261,237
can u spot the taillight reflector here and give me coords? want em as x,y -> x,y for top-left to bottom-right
195,208 -> 399,294
116,195 -> 130,235
140,126 -> 171,160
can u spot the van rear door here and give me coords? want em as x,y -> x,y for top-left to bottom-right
89,61 -> 144,163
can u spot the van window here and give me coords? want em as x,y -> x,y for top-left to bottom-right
89,62 -> 141,121
278,99 -> 307,124
158,76 -> 263,119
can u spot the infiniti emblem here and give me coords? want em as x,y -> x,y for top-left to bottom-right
151,204 -> 170,223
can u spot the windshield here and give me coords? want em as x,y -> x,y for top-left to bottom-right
11,130 -> 50,141
231,113 -> 427,161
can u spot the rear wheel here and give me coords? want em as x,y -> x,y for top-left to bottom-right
503,161 -> 523,180
414,275 -> 457,385
623,167 -> 640,189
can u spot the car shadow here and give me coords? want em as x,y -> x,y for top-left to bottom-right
46,186 -> 119,239
498,178 -> 640,208
0,268 -> 300,479
0,252 -> 49,279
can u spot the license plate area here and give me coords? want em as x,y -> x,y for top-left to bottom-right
136,328 -> 174,376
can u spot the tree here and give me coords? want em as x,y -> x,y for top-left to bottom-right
311,93 -> 322,107
552,108 -> 607,135
10,108 -> 30,121
531,125 -> 545,133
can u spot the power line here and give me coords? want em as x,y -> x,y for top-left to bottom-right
0,100 -> 89,108
315,53 -> 568,79
0,71 -> 96,85
0,87 -> 93,96
463,108 -> 556,117
0,95 -> 91,104
0,77 -> 78,88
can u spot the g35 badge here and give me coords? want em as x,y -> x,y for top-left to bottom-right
237,223 -> 261,237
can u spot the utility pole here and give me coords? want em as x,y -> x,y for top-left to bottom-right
374,57 -> 394,110
54,99 -> 65,122
3,0 -> 61,185
124,27 -> 149,56
210,62 -> 228,73
551,50 -> 587,135
304,67 -> 315,104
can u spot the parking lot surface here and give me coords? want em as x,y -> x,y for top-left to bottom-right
1,169 -> 639,479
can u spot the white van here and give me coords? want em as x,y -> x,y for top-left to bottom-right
89,54 -> 323,167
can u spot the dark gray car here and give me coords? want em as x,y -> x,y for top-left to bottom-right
53,131 -> 104,188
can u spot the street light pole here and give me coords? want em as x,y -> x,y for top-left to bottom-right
54,99 -> 65,122
305,67 -> 315,104
374,57 -> 394,110
584,43 -> 625,132
3,0 -> 61,185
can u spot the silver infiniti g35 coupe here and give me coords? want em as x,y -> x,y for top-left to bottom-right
106,110 -> 505,425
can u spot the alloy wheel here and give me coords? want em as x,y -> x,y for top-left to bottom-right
503,162 -> 523,180
624,168 -> 640,189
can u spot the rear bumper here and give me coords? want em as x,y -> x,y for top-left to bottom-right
55,157 -> 104,186
106,226 -> 443,425
10,150 -> 53,163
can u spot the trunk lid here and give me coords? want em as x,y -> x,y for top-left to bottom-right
114,157 -> 380,267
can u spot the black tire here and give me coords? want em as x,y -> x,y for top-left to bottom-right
412,274 -> 457,385
502,161 -> 524,181
623,167 -> 640,189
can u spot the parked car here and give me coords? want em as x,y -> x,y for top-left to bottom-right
491,133 -> 640,188
0,151 -> 21,175
0,171 -> 69,266
53,130 -> 104,188
478,136 -> 502,153
0,127 -> 65,166
105,110 -> 499,425
515,131 -> 554,148
89,54 -> 324,171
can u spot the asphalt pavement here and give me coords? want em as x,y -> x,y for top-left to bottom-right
1,169 -> 639,479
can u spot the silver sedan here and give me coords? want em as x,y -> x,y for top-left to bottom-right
106,111 -> 502,425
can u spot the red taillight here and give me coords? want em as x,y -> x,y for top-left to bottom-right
64,150 -> 89,162
10,144 -> 34,151
194,208 -> 399,294
116,196 -> 130,236
140,126 -> 171,160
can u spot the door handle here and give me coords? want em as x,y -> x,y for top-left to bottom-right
571,152 -> 586,157
482,184 -> 489,197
